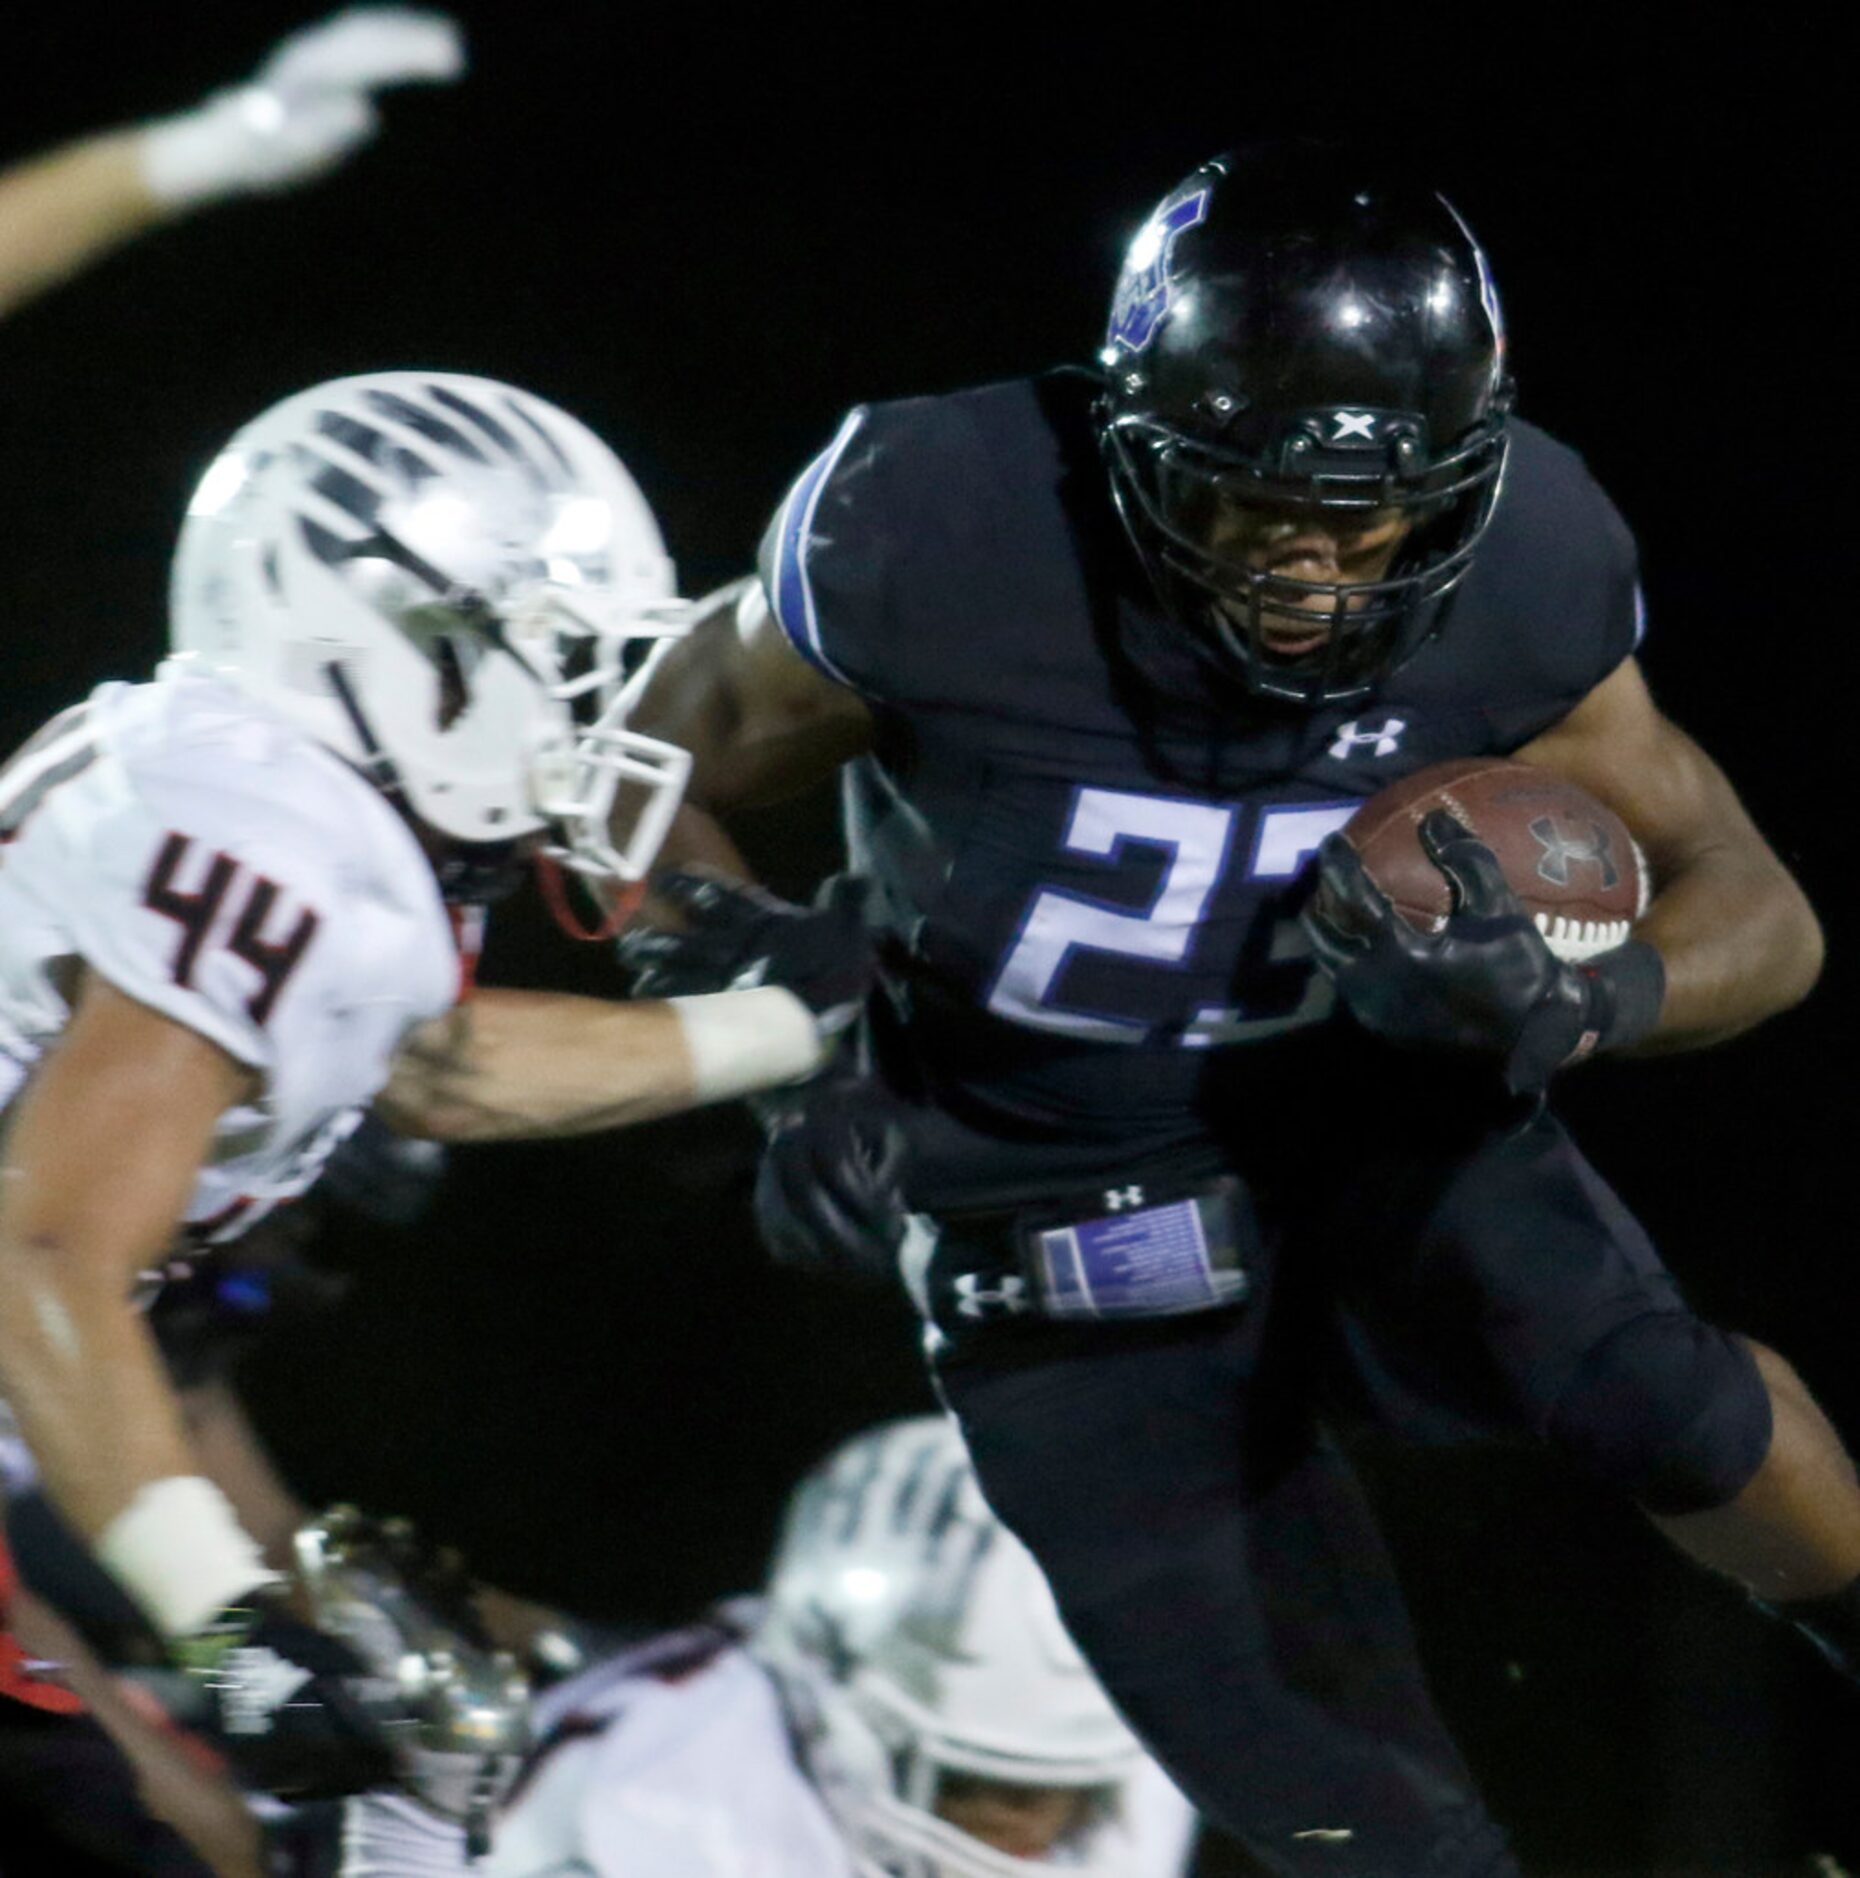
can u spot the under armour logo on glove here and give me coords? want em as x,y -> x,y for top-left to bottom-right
214,1643 -> 314,1735
618,871 -> 877,1040
166,1596 -> 397,1799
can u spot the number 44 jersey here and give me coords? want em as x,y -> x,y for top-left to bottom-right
764,373 -> 1645,1208
0,665 -> 459,1243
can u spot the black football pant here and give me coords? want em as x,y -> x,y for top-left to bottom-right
928,1094 -> 1772,1876
937,1306 -> 1521,1877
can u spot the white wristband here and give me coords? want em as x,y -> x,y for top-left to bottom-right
670,987 -> 827,1104
95,1475 -> 282,1640
138,90 -> 277,208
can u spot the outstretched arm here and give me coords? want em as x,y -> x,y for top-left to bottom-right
0,133 -> 163,318
1517,655 -> 1823,1049
378,981 -> 837,1142
0,8 -> 463,319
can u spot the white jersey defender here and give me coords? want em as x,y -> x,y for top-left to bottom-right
444,1625 -> 1187,1878
0,372 -> 713,1803
0,667 -> 458,1240
339,1419 -> 1198,1878
1,368 -> 690,1238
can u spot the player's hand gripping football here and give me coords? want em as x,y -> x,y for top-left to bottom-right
618,870 -> 876,1044
140,9 -> 465,208
1303,809 -> 1665,1095
751,1072 -> 911,1283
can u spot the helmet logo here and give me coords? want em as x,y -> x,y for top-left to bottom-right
1330,410 -> 1378,442
1106,187 -> 1211,356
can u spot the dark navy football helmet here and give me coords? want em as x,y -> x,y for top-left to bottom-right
1098,143 -> 1512,708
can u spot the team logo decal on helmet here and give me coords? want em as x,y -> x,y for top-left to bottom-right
169,373 -> 690,905
1106,185 -> 1211,357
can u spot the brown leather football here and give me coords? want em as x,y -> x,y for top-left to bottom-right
1343,758 -> 1648,962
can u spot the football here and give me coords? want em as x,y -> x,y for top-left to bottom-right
1342,759 -> 1649,962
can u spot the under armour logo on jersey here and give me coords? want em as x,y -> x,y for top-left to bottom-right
1103,1185 -> 1146,1212
1328,715 -> 1408,760
1529,816 -> 1620,890
1106,188 -> 1211,356
952,1273 -> 1031,1320
1330,410 -> 1378,442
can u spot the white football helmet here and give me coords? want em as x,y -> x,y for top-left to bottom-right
754,1416 -> 1150,1878
168,372 -> 689,897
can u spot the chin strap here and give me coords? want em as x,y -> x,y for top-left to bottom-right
534,850 -> 641,942
323,659 -> 411,806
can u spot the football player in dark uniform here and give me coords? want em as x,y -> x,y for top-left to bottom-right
618,144 -> 1856,1876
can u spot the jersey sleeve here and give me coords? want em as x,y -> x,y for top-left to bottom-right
758,406 -> 891,697
9,747 -> 341,1080
1508,421 -> 1647,694
1455,422 -> 1650,752
1583,462 -> 1647,677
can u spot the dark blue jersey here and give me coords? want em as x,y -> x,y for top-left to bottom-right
763,373 -> 1643,1209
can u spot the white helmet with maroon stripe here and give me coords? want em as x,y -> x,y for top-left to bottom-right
754,1416 -> 1151,1877
168,372 -> 688,894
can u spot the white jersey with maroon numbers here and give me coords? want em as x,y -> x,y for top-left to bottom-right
0,665 -> 458,1243
340,1620 -> 1198,1877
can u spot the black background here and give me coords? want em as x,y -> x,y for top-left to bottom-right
2,8 -> 1854,1870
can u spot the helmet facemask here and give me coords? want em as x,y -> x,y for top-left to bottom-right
794,1669 -> 1131,1878
1103,407 -> 1508,707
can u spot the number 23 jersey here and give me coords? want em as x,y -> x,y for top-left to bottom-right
0,666 -> 459,1241
764,373 -> 1644,1207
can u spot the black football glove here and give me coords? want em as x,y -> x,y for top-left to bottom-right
169,1593 -> 398,1800
1302,808 -> 1666,1096
750,1073 -> 910,1284
617,870 -> 875,1041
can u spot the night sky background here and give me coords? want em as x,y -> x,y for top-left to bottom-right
2,9 -> 1855,1871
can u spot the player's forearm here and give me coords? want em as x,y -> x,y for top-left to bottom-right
0,1236 -> 199,1541
382,986 -> 828,1142
1628,845 -> 1823,1052
0,132 -> 165,318
381,993 -> 694,1140
183,1376 -> 313,1574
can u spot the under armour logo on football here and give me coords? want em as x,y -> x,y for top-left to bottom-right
1528,815 -> 1620,890
1328,716 -> 1408,760
1103,1185 -> 1146,1212
953,1273 -> 1031,1319
1330,411 -> 1377,442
